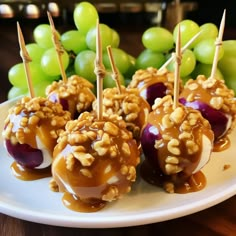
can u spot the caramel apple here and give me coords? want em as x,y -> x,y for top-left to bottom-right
50,112 -> 140,212
140,95 -> 214,193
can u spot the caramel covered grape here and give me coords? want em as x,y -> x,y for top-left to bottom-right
50,112 -> 140,212
140,95 -> 214,193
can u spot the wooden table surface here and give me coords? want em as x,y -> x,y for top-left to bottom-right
1,16 -> 236,236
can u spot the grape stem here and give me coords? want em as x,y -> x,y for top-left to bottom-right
17,22 -> 35,98
106,45 -> 122,94
47,11 -> 67,83
94,19 -> 106,121
209,9 -> 226,81
173,24 -> 182,109
159,31 -> 201,72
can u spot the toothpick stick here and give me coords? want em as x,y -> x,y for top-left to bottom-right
173,24 -> 181,109
17,22 -> 35,98
94,19 -> 106,120
159,31 -> 201,71
47,11 -> 67,82
106,45 -> 122,94
209,9 -> 226,80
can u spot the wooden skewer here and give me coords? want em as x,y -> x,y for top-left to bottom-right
173,24 -> 182,109
47,11 -> 67,82
159,31 -> 201,71
94,19 -> 106,120
106,45 -> 122,94
17,22 -> 35,98
209,9 -> 226,80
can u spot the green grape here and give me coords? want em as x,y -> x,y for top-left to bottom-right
224,76 -> 236,94
181,75 -> 191,85
66,63 -> 76,77
125,78 -> 132,87
124,54 -> 136,78
33,24 -> 60,49
218,40 -> 236,79
221,40 -> 236,57
111,28 -> 120,48
193,38 -> 224,64
191,63 -> 224,80
73,1 -> 99,35
8,80 -> 58,99
86,23 -> 113,51
33,80 -> 53,97
41,47 -> 69,76
142,26 -> 174,52
167,49 -> 196,77
173,19 -> 200,48
196,23 -> 218,43
74,50 -> 96,83
103,47 -> 130,74
8,62 -> 53,88
7,86 -> 28,100
61,30 -> 87,54
135,49 -> 166,70
103,70 -> 125,89
26,43 -> 45,62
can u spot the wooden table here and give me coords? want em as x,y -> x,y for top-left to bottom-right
1,16 -> 236,236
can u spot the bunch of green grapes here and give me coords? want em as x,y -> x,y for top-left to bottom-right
7,1 -> 135,99
136,19 -> 236,91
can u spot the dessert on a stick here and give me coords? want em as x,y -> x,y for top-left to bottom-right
140,25 -> 214,193
179,10 -> 236,151
128,32 -> 201,107
45,12 -> 96,119
92,45 -> 151,141
50,21 -> 140,212
2,23 -> 71,180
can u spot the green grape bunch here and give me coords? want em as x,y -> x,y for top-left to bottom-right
7,1 -> 132,99
6,1 -> 236,99
136,18 -> 236,93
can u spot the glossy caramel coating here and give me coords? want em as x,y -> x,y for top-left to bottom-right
51,112 -> 140,212
2,96 -> 71,165
92,85 -> 150,141
141,95 -> 214,193
180,75 -> 236,143
128,67 -> 183,101
46,75 -> 96,118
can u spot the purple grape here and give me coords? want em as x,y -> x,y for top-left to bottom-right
142,82 -> 167,106
5,139 -> 43,169
179,98 -> 228,140
47,92 -> 69,111
140,123 -> 162,168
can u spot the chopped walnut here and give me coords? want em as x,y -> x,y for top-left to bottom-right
2,96 -> 71,149
92,85 -> 150,140
45,75 -> 96,115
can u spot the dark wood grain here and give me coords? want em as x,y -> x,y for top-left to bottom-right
1,15 -> 236,236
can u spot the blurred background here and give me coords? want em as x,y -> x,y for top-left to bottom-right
0,0 -> 235,29
0,0 -> 236,102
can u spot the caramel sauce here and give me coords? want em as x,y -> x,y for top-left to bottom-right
140,160 -> 206,193
11,161 -> 51,181
62,192 -> 106,213
147,107 -> 214,176
213,136 -> 231,152
174,171 -> 206,193
51,113 -> 140,212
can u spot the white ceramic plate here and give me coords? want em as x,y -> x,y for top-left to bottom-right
0,98 -> 236,228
